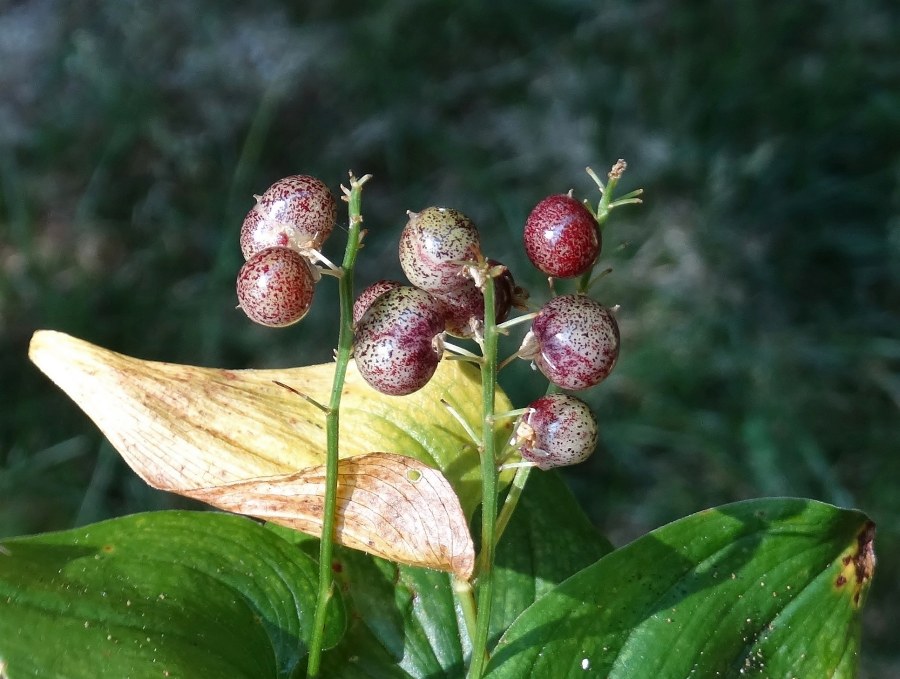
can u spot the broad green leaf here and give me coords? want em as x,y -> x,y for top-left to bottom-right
0,511 -> 344,679
321,549 -> 465,678
28,330 -> 514,571
486,498 -> 875,678
268,524 -> 418,679
317,471 -> 616,678
490,471 -> 614,645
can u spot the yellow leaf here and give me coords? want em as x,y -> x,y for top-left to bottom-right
188,452 -> 474,578
29,330 -> 515,575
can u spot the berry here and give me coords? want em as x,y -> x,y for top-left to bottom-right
239,208 -> 270,258
236,247 -> 317,327
519,294 -> 619,390
432,260 -> 520,338
352,279 -> 403,326
240,175 -> 337,260
433,282 -> 485,338
489,259 -> 529,320
354,286 -> 446,396
399,207 -> 482,293
514,393 -> 598,469
523,194 -> 600,278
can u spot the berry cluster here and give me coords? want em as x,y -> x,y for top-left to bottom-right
236,175 -> 337,327
234,164 -> 641,470
352,207 -> 526,394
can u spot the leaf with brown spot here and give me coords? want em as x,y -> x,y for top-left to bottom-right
28,330 -> 509,575
485,498 -> 875,678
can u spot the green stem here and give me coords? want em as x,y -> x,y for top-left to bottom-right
474,463 -> 532,578
306,173 -> 371,679
467,272 -> 500,679
493,465 -> 532,546
578,161 -> 640,294
594,170 -> 621,227
454,576 -> 479,650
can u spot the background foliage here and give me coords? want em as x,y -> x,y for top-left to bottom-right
1,0 -> 897,674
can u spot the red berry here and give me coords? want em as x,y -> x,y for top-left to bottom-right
519,294 -> 619,390
236,247 -> 316,327
515,393 -> 598,469
354,286 -> 445,396
432,260 -> 519,338
399,207 -> 482,293
433,281 -> 485,338
352,279 -> 403,326
240,175 -> 337,260
523,194 -> 600,278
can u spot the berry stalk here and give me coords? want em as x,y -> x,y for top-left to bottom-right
467,270 -> 500,679
492,463 -> 532,548
306,172 -> 371,679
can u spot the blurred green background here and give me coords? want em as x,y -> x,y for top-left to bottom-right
2,0 -> 898,673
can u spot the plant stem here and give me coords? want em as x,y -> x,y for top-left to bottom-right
578,161 -> 640,294
306,172 -> 371,679
493,464 -> 532,547
454,576 -> 479,650
467,272 -> 500,679
473,463 -> 532,578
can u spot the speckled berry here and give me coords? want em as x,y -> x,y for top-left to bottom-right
236,247 -> 316,327
514,393 -> 598,469
524,194 -> 600,278
433,282 -> 485,338
399,207 -> 482,293
432,260 -> 520,338
240,175 -> 337,259
519,294 -> 619,390
354,286 -> 446,396
352,279 -> 403,327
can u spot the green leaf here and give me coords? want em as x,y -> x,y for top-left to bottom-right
320,548 -> 463,678
318,471 -> 616,677
485,498 -> 875,678
0,511 -> 345,679
490,471 -> 613,646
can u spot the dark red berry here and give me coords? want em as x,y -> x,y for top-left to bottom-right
514,393 -> 598,469
523,194 -> 600,278
433,282 -> 485,338
352,279 -> 403,327
489,259 -> 528,320
240,175 -> 337,260
236,247 -> 316,327
432,260 -> 519,338
399,207 -> 482,294
519,294 -> 619,390
354,286 -> 445,396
